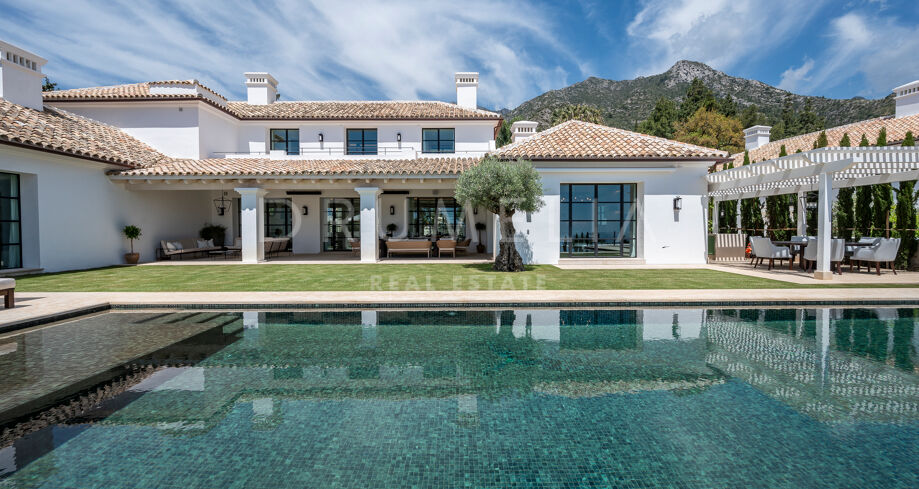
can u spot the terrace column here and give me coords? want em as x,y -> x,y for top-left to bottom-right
712,199 -> 719,233
797,191 -> 807,236
814,173 -> 833,280
236,187 -> 268,263
356,187 -> 381,263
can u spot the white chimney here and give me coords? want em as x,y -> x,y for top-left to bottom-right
511,121 -> 538,143
455,72 -> 478,110
0,40 -> 47,111
244,72 -> 278,105
893,80 -> 919,119
743,125 -> 771,150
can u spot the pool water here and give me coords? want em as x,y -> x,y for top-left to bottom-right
1,308 -> 918,488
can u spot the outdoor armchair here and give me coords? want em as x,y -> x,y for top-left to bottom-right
851,238 -> 900,275
750,237 -> 791,270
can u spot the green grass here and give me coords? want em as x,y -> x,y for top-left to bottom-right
13,264 -> 919,292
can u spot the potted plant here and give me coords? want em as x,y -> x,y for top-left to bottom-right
123,225 -> 142,264
386,223 -> 398,237
474,222 -> 487,253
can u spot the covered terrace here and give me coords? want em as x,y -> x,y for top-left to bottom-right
707,146 -> 919,280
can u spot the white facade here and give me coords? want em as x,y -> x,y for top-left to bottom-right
513,162 -> 710,265
0,146 -> 210,272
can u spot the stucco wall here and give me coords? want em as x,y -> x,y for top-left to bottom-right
512,163 -> 710,265
0,146 -> 211,272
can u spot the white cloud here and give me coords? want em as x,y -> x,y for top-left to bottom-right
625,0 -> 828,76
777,59 -> 814,92
0,0 -> 578,109
777,12 -> 919,96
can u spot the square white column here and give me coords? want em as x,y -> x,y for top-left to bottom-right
711,199 -> 719,233
236,187 -> 268,263
355,187 -> 381,263
814,173 -> 833,280
797,191 -> 807,236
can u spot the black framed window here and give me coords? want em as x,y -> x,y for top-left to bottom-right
347,129 -> 377,155
270,129 -> 299,155
422,128 -> 455,154
265,199 -> 292,240
560,184 -> 636,258
408,197 -> 465,238
0,173 -> 21,269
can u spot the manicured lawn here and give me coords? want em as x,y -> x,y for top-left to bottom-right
12,264 -> 918,292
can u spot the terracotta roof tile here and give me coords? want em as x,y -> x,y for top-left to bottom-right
725,113 -> 919,169
43,80 -> 226,102
111,156 -> 480,177
0,98 -> 171,168
225,100 -> 500,120
43,82 -> 500,120
494,120 -> 728,160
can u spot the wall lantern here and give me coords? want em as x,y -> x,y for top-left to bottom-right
673,196 -> 682,211
213,192 -> 231,216
302,205 -> 309,216
318,132 -> 324,143
389,205 -> 395,215
396,132 -> 402,143
473,207 -> 478,215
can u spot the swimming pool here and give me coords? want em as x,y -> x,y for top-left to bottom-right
1,308 -> 917,488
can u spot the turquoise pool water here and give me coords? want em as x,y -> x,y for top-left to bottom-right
1,308 -> 918,488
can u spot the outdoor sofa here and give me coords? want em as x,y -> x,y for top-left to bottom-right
157,238 -> 221,260
386,239 -> 432,257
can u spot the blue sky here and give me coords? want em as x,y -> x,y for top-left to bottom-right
2,0 -> 918,110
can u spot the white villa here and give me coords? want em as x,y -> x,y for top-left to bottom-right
0,39 -> 732,273
3,38 -> 918,277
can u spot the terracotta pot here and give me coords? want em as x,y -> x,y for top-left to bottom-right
124,253 -> 139,265
476,244 -> 486,254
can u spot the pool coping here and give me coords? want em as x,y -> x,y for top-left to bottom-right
4,289 -> 919,335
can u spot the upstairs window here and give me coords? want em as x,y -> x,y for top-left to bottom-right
422,128 -> 455,154
347,129 -> 377,155
270,129 -> 299,155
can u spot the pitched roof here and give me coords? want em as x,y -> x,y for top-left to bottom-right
43,82 -> 501,120
110,156 -> 480,178
726,113 -> 919,169
43,80 -> 226,102
225,101 -> 500,120
0,98 -> 170,168
493,120 -> 729,160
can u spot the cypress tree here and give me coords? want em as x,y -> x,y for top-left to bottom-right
835,133 -> 854,239
895,131 -> 917,267
765,145 -> 792,238
873,128 -> 893,235
814,131 -> 828,148
779,145 -> 787,157
740,151 -> 764,235
854,134 -> 873,236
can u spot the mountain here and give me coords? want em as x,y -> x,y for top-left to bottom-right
504,60 -> 894,131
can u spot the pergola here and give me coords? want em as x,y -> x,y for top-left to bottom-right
707,146 -> 919,279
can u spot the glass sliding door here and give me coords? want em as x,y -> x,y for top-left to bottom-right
265,199 -> 292,243
407,197 -> 466,239
322,198 -> 360,251
0,173 -> 21,269
559,183 -> 636,258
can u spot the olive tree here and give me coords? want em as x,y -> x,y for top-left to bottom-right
455,157 -> 544,272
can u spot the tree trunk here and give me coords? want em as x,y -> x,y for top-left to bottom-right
494,210 -> 525,272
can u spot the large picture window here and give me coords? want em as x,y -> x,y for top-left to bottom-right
347,129 -> 377,155
408,197 -> 466,239
0,173 -> 20,269
270,129 -> 299,155
422,128 -> 455,153
559,184 -> 636,258
265,198 -> 292,240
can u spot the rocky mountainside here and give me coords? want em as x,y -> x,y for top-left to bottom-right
503,60 -> 894,130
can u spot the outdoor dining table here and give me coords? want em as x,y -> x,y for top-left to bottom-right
772,240 -> 875,271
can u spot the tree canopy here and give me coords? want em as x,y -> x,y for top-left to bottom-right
454,157 -> 544,272
636,97 -> 678,138
551,104 -> 604,126
673,108 -> 744,153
